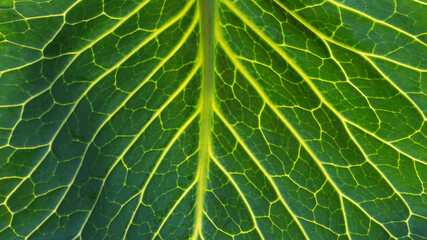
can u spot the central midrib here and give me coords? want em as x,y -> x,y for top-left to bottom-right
193,0 -> 215,238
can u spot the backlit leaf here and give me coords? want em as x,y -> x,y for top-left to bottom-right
0,0 -> 426,239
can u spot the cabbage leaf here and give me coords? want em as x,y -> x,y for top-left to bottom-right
0,0 -> 426,239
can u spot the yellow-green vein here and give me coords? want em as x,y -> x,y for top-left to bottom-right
193,0 -> 216,238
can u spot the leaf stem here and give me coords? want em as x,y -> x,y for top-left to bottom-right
193,0 -> 215,238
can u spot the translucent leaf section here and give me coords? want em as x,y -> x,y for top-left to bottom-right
0,0 -> 425,239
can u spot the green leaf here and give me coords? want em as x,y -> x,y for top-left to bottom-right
0,0 -> 426,239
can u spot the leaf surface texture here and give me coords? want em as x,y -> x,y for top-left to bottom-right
0,0 -> 426,239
